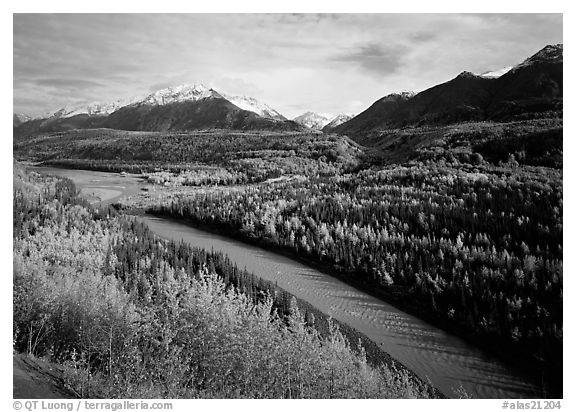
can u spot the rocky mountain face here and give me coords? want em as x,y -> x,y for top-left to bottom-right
322,114 -> 354,133
487,44 -> 563,121
49,98 -> 141,119
105,90 -> 301,132
293,112 -> 355,131
14,84 -> 301,135
13,113 -> 32,128
14,45 -> 562,139
333,44 -> 563,140
292,112 -> 332,130
330,92 -> 415,136
479,66 -> 513,78
222,94 -> 287,121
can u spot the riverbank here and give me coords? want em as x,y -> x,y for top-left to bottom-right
16,164 -> 438,399
13,355 -> 77,399
143,210 -> 557,398
131,213 -> 443,398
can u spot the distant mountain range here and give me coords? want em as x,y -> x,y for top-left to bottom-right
14,44 -> 562,138
292,112 -> 332,130
103,85 -> 303,132
333,44 -> 562,140
14,84 -> 303,135
321,114 -> 354,133
13,113 -> 32,128
222,94 -> 287,121
292,112 -> 354,131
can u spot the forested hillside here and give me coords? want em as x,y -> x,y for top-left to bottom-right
13,164 -> 436,399
12,117 -> 563,395
148,160 -> 562,389
13,13 -> 563,401
356,119 -> 562,167
14,129 -> 363,183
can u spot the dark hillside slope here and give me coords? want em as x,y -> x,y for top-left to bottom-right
488,45 -> 563,121
397,73 -> 495,125
13,114 -> 109,137
105,96 -> 303,132
333,44 -> 562,144
332,93 -> 413,136
332,74 -> 496,139
14,95 -> 304,136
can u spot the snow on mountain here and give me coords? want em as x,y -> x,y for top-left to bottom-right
510,44 -> 563,73
479,66 -> 513,79
49,95 -> 144,119
293,112 -> 359,131
14,113 -> 31,123
45,84 -> 217,119
457,71 -> 483,79
397,91 -> 416,99
222,94 -> 286,120
323,114 -> 354,130
139,84 -> 219,106
379,91 -> 416,102
293,112 -> 333,130
27,82 -> 364,127
138,85 -> 287,120
35,84 -> 289,124
55,102 -> 124,118
48,84 -> 225,119
13,113 -> 32,127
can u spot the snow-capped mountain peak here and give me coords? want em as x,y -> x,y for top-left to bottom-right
398,91 -> 416,99
48,94 -> 144,119
14,113 -> 31,122
293,112 -> 333,130
457,71 -> 483,79
32,84 -> 289,122
293,112 -> 357,130
323,114 -> 354,130
139,84 -> 219,106
479,66 -> 513,79
54,101 -> 130,118
222,94 -> 286,120
379,91 -> 415,103
510,44 -> 563,73
13,113 -> 32,127
477,45 -> 561,79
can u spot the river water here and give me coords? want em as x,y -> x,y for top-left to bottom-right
32,166 -> 541,399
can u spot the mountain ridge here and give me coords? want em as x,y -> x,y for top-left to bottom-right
13,113 -> 32,128
14,44 -> 562,138
293,112 -> 332,130
332,44 -> 562,141
322,114 -> 354,133
14,84 -> 300,135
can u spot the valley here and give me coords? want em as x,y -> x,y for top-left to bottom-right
13,41 -> 563,400
26,164 -> 546,398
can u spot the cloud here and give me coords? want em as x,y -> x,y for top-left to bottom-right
409,31 -> 437,43
13,14 -> 563,118
211,77 -> 263,97
33,78 -> 105,90
275,13 -> 342,25
148,81 -> 180,93
333,43 -> 408,76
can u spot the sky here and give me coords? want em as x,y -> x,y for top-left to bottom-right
13,13 -> 563,119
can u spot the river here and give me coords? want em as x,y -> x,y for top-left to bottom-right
32,166 -> 541,399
